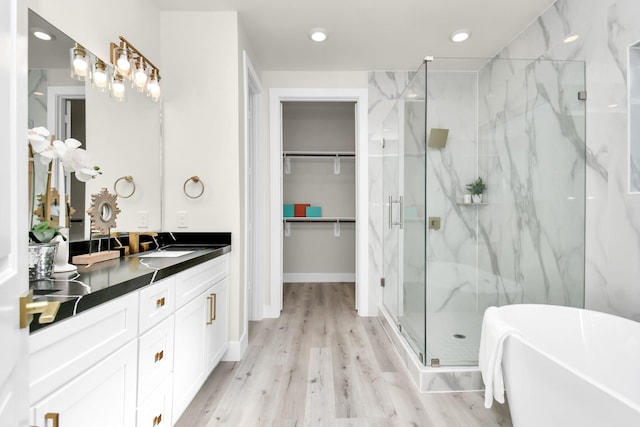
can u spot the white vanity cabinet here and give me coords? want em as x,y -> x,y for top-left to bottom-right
172,255 -> 230,423
28,252 -> 231,427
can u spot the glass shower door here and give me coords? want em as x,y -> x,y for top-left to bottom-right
381,65 -> 427,362
397,67 -> 427,361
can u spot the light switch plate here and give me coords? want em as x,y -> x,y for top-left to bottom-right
177,211 -> 188,228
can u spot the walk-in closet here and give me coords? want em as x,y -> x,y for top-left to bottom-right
282,101 -> 357,284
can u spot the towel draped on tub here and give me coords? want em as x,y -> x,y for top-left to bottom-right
479,306 -> 522,409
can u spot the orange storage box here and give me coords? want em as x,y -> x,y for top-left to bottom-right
294,203 -> 310,217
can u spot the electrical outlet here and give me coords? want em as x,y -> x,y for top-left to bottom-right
177,211 -> 188,228
137,211 -> 149,228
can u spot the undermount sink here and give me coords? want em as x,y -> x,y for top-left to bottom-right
136,250 -> 194,258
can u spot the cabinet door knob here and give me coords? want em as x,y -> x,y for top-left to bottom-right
154,350 -> 164,362
153,413 -> 163,425
206,295 -> 214,325
45,412 -> 59,427
156,297 -> 165,308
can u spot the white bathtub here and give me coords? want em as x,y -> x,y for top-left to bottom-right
498,304 -> 640,427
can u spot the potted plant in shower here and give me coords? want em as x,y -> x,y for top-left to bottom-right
466,177 -> 486,204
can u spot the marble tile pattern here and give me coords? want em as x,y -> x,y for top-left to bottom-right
494,0 -> 640,320
476,57 -> 586,310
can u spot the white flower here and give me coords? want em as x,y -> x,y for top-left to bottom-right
28,127 -> 101,181
27,126 -> 51,153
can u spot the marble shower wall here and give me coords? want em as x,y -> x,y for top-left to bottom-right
476,58 -> 586,309
494,0 -> 640,320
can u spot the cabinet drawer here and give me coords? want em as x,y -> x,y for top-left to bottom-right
175,254 -> 229,308
139,277 -> 175,334
30,340 -> 138,427
138,316 -> 174,401
29,292 -> 139,404
137,375 -> 173,427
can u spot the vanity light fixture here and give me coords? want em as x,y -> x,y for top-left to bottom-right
109,36 -> 161,101
450,29 -> 471,43
309,28 -> 328,42
70,43 -> 89,81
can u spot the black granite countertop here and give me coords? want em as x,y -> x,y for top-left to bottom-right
29,232 -> 231,333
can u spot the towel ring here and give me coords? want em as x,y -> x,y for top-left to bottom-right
183,176 -> 205,199
114,175 -> 136,198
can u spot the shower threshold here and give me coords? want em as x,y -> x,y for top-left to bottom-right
378,305 -> 484,393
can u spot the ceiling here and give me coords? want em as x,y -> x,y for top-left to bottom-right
153,0 -> 557,71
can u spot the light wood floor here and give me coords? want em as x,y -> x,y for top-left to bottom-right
175,283 -> 512,427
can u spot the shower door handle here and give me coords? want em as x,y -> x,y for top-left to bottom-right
389,196 -> 402,229
399,196 -> 404,229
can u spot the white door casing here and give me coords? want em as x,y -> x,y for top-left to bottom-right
0,0 -> 29,425
268,88 -> 370,318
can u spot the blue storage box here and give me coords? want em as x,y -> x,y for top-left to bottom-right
306,206 -> 322,217
283,204 -> 294,217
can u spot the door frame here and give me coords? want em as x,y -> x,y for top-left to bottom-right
242,52 -> 264,323
268,88 -> 370,317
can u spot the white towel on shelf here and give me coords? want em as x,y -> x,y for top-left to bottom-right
479,306 -> 522,409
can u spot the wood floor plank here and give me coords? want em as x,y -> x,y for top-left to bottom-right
175,283 -> 513,427
303,347 -> 335,427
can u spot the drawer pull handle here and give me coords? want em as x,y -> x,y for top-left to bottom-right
154,350 -> 164,362
156,297 -> 165,308
212,293 -> 217,321
153,413 -> 163,425
45,413 -> 59,427
207,295 -> 213,325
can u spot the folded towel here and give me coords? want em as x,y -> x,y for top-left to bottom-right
479,306 -> 521,408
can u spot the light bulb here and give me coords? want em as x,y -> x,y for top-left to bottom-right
73,57 -> 88,76
134,60 -> 148,90
93,70 -> 108,88
117,53 -> 130,72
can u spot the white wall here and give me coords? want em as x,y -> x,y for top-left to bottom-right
160,11 -> 244,341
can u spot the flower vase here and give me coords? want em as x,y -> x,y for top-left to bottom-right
29,242 -> 59,281
472,194 -> 483,204
53,227 -> 77,273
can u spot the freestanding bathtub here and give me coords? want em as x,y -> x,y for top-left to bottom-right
498,304 -> 640,427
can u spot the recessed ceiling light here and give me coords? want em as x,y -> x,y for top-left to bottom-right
33,30 -> 53,41
450,30 -> 471,43
309,28 -> 327,43
608,103 -> 618,108
563,34 -> 579,43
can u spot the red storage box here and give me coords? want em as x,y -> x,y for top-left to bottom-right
294,203 -> 310,217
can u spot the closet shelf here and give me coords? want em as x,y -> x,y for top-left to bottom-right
283,217 -> 356,223
282,151 -> 356,159
283,217 -> 355,237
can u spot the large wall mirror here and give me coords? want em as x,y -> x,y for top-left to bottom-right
28,10 -> 162,240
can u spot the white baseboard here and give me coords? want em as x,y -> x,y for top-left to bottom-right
222,330 -> 248,361
283,273 -> 356,283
